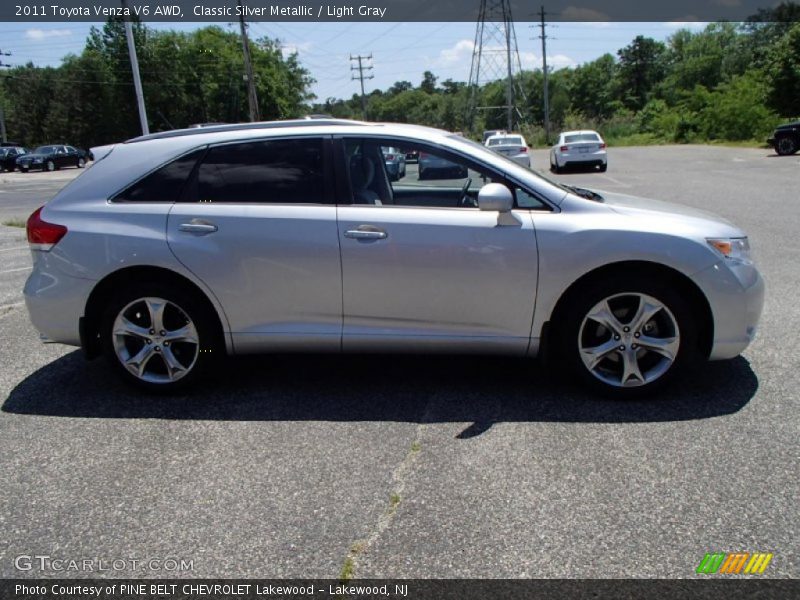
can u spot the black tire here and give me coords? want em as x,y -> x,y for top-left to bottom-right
775,136 -> 798,156
20,166 -> 29,173
599,163 -> 608,172
418,168 -> 426,180
45,160 -> 55,172
554,274 -> 698,398
77,157 -> 86,168
101,281 -> 221,393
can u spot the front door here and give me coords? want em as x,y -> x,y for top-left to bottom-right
336,137 -> 539,354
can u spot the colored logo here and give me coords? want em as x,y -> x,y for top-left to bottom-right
697,552 -> 773,574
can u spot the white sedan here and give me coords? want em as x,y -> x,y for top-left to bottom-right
550,130 -> 607,173
485,134 -> 531,168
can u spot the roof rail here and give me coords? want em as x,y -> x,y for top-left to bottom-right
124,117 -> 367,143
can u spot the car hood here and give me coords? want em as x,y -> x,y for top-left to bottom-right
596,190 -> 743,236
775,121 -> 800,131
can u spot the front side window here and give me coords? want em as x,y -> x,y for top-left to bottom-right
194,138 -> 325,204
114,149 -> 204,202
344,138 -> 506,209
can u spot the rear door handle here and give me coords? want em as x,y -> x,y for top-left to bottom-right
179,220 -> 218,235
344,227 -> 387,240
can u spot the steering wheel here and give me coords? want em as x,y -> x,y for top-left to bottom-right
459,178 -> 476,207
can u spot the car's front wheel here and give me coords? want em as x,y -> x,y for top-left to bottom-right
45,160 -> 55,172
77,157 -> 86,168
776,136 -> 798,156
102,283 -> 219,392
557,277 -> 696,397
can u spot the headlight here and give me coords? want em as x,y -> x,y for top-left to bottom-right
707,237 -> 752,265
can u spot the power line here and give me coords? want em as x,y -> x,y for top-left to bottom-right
350,53 -> 373,120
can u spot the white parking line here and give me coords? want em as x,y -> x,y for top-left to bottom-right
0,266 -> 32,274
0,246 -> 28,253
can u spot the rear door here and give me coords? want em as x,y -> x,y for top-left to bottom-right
166,136 -> 343,353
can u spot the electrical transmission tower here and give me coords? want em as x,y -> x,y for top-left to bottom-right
467,0 -> 528,133
350,54 -> 374,121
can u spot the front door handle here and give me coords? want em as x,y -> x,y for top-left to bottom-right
179,219 -> 218,235
344,227 -> 387,240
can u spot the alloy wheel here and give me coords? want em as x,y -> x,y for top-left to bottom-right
578,292 -> 680,388
112,296 -> 200,384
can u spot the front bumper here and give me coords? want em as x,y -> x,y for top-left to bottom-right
691,260 -> 765,360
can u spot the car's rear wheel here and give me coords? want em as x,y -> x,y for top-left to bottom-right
45,160 -> 55,172
599,163 -> 608,172
102,283 -> 219,393
776,136 -> 798,156
557,276 -> 697,397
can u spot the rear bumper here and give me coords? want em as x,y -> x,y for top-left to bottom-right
557,150 -> 607,167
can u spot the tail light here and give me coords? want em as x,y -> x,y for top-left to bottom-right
560,146 -> 568,152
27,206 -> 67,251
600,143 -> 607,149
520,146 -> 528,153
384,154 -> 395,160
419,152 -> 429,159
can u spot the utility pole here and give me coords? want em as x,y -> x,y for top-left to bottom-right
237,0 -> 260,122
0,50 -> 9,143
121,1 -> 149,135
538,5 -> 550,144
350,54 -> 373,121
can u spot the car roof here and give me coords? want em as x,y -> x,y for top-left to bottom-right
559,130 -> 602,137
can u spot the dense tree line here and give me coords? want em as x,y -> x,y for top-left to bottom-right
317,5 -> 800,145
1,4 -> 798,149
0,20 -> 313,149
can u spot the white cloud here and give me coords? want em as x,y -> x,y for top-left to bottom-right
280,42 -> 313,56
435,39 -> 475,68
25,28 -> 72,41
663,20 -> 708,29
560,6 -> 610,21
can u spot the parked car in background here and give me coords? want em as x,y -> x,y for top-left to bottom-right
16,145 -> 89,172
418,151 -> 468,180
0,146 -> 28,171
405,149 -> 419,163
482,129 -> 506,143
485,133 -> 531,168
767,121 -> 799,156
382,146 -> 407,180
550,130 -> 607,173
23,118 -> 763,398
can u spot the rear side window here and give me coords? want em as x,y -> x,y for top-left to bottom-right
114,149 -> 204,202
194,138 -> 325,204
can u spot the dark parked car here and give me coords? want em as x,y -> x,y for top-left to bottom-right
767,121 -> 799,156
0,146 -> 28,172
382,146 -> 406,181
16,145 -> 89,172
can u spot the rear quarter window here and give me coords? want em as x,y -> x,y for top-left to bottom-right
113,149 -> 205,202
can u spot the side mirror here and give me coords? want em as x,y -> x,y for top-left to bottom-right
478,183 -> 513,213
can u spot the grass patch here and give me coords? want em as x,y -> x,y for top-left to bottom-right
410,441 -> 421,453
339,556 -> 356,583
2,218 -> 26,228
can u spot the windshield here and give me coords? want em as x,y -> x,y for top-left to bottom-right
447,134 -> 576,199
33,146 -> 55,154
564,133 -> 600,143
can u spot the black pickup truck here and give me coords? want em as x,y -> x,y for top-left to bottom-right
767,121 -> 800,156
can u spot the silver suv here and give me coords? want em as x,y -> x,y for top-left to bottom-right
24,119 -> 764,396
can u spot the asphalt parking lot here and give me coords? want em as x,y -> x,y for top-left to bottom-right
0,145 -> 797,579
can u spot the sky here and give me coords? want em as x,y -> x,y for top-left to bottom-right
0,21 -> 709,102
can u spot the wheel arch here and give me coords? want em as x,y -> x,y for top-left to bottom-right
542,260 -> 713,360
81,265 -> 229,359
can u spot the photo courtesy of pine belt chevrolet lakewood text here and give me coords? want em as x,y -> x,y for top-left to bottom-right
23,119 -> 764,397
